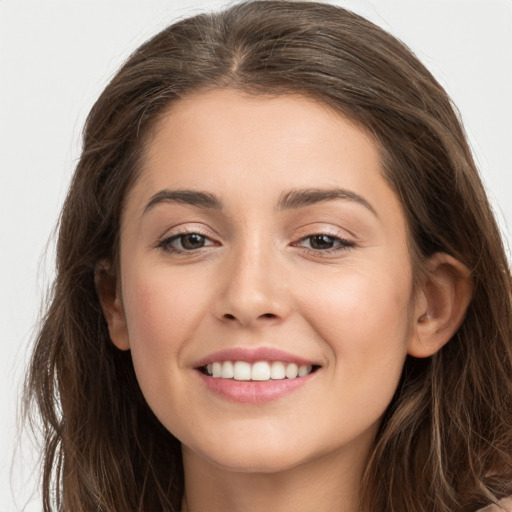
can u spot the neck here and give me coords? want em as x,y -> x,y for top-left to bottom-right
180,439 -> 372,512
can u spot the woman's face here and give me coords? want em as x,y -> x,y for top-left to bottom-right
110,89 -> 422,474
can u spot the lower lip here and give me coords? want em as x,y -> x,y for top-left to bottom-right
197,371 -> 315,404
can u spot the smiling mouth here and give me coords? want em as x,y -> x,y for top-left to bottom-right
199,361 -> 320,381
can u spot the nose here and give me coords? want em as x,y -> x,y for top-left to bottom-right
213,238 -> 291,329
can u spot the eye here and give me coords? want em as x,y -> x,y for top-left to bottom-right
296,234 -> 354,253
157,232 -> 216,254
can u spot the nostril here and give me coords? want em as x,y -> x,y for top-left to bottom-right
221,312 -> 278,323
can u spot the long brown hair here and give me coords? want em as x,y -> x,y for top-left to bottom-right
25,1 -> 512,510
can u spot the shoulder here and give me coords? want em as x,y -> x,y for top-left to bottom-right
478,498 -> 512,512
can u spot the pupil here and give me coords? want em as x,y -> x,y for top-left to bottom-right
182,233 -> 205,249
311,235 -> 334,249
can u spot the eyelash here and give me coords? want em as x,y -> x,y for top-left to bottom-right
156,230 -> 355,256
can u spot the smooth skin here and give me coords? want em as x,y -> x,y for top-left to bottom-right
97,90 -> 473,512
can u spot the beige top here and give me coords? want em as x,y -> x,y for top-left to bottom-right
478,499 -> 512,512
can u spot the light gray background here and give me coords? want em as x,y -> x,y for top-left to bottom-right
1,1 -> 511,510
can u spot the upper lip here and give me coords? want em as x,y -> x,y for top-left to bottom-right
193,347 -> 319,369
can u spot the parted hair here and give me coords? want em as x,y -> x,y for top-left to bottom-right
25,1 -> 512,510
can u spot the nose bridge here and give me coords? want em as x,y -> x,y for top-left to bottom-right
215,231 -> 289,327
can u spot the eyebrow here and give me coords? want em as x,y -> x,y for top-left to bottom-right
144,189 -> 223,213
143,187 -> 377,216
276,187 -> 377,216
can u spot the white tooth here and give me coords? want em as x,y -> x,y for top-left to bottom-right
252,361 -> 271,381
221,361 -> 234,379
285,363 -> 298,379
212,362 -> 222,378
233,361 -> 251,381
206,363 -> 213,375
270,361 -> 286,380
298,364 -> 310,377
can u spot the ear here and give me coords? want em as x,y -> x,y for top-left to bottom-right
95,260 -> 130,351
408,253 -> 473,358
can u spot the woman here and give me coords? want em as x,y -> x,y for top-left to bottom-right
25,1 -> 512,510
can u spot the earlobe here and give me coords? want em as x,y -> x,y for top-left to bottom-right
94,260 -> 130,351
408,253 -> 473,358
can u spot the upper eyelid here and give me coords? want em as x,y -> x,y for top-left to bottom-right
159,224 -> 215,239
158,228 -> 349,241
292,221 -> 356,239
158,222 -> 354,241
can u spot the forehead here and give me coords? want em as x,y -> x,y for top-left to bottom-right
125,89 -> 405,231
149,89 -> 374,154
140,91 -> 379,184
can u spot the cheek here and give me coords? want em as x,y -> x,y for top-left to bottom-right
304,265 -> 412,335
298,261 -> 414,384
120,268 -> 211,383
123,266 -> 205,335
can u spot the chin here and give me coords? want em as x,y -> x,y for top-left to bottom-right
205,449 -> 311,475
184,430 -> 328,476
